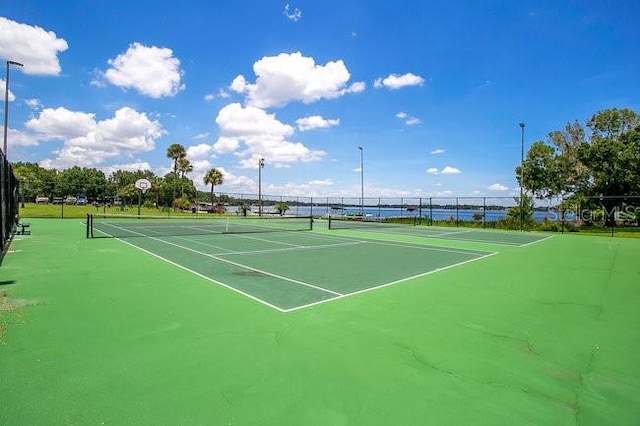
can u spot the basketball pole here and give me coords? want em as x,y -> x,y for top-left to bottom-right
138,188 -> 141,216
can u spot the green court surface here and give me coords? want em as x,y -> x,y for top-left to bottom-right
2,218 -> 640,425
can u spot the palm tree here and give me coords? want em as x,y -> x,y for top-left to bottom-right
177,157 -> 193,179
203,168 -> 224,210
274,202 -> 290,216
166,143 -> 186,176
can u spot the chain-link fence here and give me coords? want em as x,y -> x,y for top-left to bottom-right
14,176 -> 640,236
1,152 -> 19,262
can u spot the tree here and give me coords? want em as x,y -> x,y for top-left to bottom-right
505,193 -> 535,229
274,202 -> 289,216
516,141 -> 562,199
203,168 -> 224,209
166,143 -> 186,176
177,157 -> 193,179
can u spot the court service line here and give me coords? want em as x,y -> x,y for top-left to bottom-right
284,251 -> 499,312
518,234 -> 554,247
211,241 -> 365,257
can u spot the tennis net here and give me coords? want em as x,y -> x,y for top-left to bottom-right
87,213 -> 313,238
328,216 -> 420,230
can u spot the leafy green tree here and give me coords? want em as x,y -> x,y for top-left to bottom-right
516,141 -> 562,199
578,109 -> 640,225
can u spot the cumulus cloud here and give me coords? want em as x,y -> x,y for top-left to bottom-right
441,166 -> 462,174
431,149 -> 445,155
25,98 -> 43,109
374,73 -> 425,90
0,80 -> 15,102
0,17 -> 68,75
27,106 -> 165,168
396,112 -> 421,125
186,143 -> 213,159
7,128 -> 39,147
296,115 -> 340,131
100,42 -> 185,98
488,183 -> 509,191
230,52 -> 364,108
426,166 -> 462,175
213,103 -> 325,168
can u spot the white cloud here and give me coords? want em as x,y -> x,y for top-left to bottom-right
431,149 -> 445,155
353,167 -> 362,173
101,42 -> 185,98
27,106 -> 165,168
309,179 -> 333,186
296,115 -> 340,131
0,80 -> 15,102
8,128 -> 39,147
374,73 -> 425,90
193,132 -> 209,140
395,111 -> 421,125
441,166 -> 462,174
205,88 -> 231,101
347,81 -> 366,93
186,143 -> 213,160
488,183 -> 509,191
230,52 -> 361,108
284,4 -> 302,22
0,17 -> 68,75
214,103 -> 325,168
426,166 -> 462,175
25,98 -> 43,109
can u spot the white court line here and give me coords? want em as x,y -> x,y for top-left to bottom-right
284,251 -> 499,312
211,241 -> 365,257
518,234 -> 555,247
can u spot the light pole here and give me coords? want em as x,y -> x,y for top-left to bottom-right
358,146 -> 364,216
3,60 -> 23,157
519,122 -> 525,231
258,158 -> 265,216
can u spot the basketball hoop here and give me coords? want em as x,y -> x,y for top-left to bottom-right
135,178 -> 152,194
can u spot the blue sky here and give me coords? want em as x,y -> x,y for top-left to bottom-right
1,0 -> 639,198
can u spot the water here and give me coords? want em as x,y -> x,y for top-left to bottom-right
238,205 -> 563,223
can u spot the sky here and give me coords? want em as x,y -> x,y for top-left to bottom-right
1,0 -> 639,199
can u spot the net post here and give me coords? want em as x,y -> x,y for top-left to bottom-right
86,213 -> 91,238
309,215 -> 313,230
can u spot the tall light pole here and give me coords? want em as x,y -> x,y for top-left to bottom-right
358,146 -> 364,216
258,158 -> 265,216
519,122 -> 525,231
3,60 -> 23,157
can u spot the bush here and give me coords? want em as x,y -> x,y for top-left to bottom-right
173,197 -> 192,210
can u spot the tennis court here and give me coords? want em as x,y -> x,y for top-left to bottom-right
88,214 -> 495,311
328,217 -> 552,246
3,218 -> 640,425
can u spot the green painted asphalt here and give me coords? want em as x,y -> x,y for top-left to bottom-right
1,219 -> 639,425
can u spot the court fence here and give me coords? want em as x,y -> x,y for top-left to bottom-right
14,181 -> 640,237
1,151 -> 19,262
